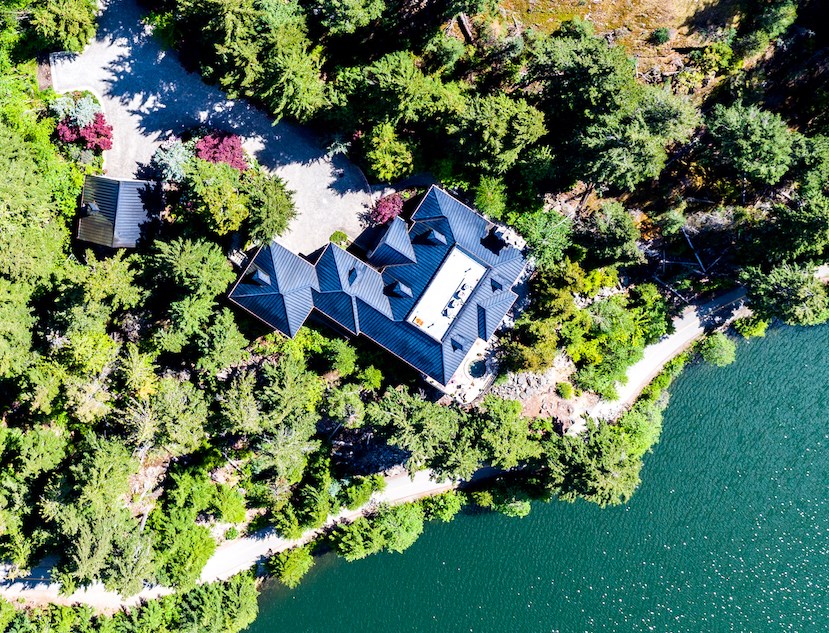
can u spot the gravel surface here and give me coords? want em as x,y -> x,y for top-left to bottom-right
51,0 -> 371,255
0,470 -> 454,612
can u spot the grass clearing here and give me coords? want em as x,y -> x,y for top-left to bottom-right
500,0 -> 744,68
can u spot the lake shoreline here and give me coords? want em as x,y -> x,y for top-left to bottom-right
1,288 -> 747,615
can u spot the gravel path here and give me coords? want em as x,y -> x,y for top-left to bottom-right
0,289 -> 749,612
0,470 -> 454,612
199,469 -> 456,583
587,287 -> 748,421
50,0 -> 371,256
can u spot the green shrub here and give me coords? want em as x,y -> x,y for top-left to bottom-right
330,502 -> 424,560
268,545 -> 315,588
31,0 -> 97,53
338,475 -> 381,510
424,32 -> 467,73
143,9 -> 176,47
733,315 -> 769,339
689,42 -> 735,74
245,170 -> 296,243
330,516 -> 386,561
470,490 -> 493,508
375,503 -> 424,553
325,338 -> 358,377
474,175 -> 507,220
421,491 -> 464,522
699,332 -> 737,367
555,382 -> 574,399
365,122 -> 414,183
212,484 -> 247,523
325,383 -> 365,428
180,159 -> 248,235
358,365 -> 384,392
151,138 -> 193,182
514,210 -> 573,272
650,27 -> 671,45
273,504 -> 304,540
330,230 -> 349,246
493,498 -> 531,518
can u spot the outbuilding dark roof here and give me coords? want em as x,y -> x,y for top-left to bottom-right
229,186 -> 527,387
77,175 -> 155,248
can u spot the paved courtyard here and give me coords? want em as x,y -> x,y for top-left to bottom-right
51,0 -> 371,256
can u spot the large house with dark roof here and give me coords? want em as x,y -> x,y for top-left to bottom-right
229,186 -> 527,390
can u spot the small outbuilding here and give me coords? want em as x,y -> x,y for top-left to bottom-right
77,175 -> 155,248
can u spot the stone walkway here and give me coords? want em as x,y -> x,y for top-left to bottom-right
50,0 -> 371,256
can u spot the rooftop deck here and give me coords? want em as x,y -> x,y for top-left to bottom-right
406,247 -> 485,341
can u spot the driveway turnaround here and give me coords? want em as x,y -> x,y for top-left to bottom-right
51,0 -> 371,256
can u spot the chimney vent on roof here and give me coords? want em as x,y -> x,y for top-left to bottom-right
384,280 -> 413,298
481,227 -> 506,255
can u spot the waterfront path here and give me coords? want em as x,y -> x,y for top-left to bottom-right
199,469 -> 456,583
589,286 -> 747,420
50,0 -> 371,256
0,289 -> 748,611
0,470 -> 454,611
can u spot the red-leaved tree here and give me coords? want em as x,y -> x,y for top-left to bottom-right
194,133 -> 248,171
79,112 -> 113,151
56,112 -> 113,151
371,193 -> 403,224
56,120 -> 80,143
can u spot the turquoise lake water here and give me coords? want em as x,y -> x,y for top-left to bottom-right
249,324 -> 829,632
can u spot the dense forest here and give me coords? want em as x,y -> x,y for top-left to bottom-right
1,0 -> 828,628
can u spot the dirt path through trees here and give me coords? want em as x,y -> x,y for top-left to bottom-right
0,289 -> 747,612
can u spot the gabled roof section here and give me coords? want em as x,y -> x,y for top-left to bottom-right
314,244 -> 393,333
477,287 -> 518,340
412,185 -> 490,251
412,185 -> 524,272
228,243 -> 318,337
489,248 -> 527,288
78,175 -> 154,248
368,217 -> 416,267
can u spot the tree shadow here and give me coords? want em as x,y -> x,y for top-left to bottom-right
680,0 -> 743,40
93,0 -> 371,200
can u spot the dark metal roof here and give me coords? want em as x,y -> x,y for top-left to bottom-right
77,213 -> 116,247
368,217 -> 416,267
316,244 -> 393,319
78,175 -> 154,248
228,187 -> 527,387
355,300 -> 447,384
228,243 -> 318,337
412,186 -> 525,277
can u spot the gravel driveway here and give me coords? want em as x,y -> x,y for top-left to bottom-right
51,0 -> 371,256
